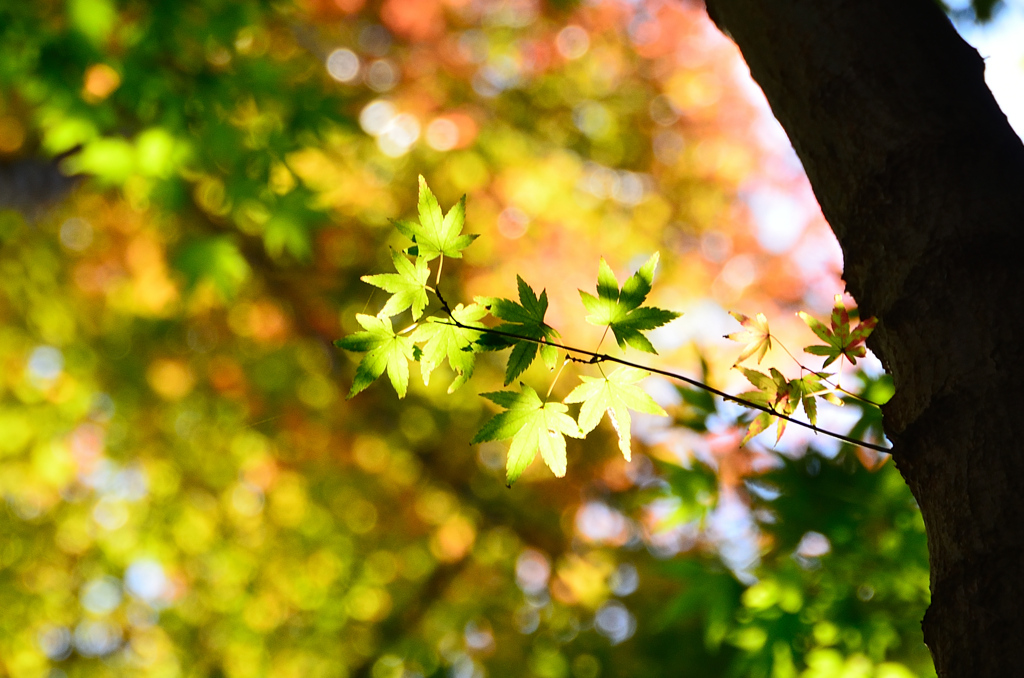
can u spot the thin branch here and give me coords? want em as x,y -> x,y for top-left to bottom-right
432,289 -> 890,453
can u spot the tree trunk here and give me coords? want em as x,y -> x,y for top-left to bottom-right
702,0 -> 1024,675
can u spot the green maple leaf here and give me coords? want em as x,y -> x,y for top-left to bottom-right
737,368 -> 838,444
563,366 -> 666,461
361,249 -> 430,320
798,295 -> 878,368
787,372 -> 843,423
334,314 -> 415,399
737,367 -> 798,444
392,176 -> 478,261
410,303 -> 487,393
579,253 -> 680,354
725,311 -> 772,365
472,384 -> 583,487
476,276 -> 561,385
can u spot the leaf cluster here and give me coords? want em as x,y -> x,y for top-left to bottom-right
726,295 -> 878,445
340,178 -> 885,485
336,177 -> 480,395
338,178 -> 680,485
737,368 -> 835,445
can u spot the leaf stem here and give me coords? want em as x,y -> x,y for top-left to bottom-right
546,357 -> 570,399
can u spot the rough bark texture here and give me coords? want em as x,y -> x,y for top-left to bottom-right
703,0 -> 1024,675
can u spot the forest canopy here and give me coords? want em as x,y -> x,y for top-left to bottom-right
0,1 -> 931,677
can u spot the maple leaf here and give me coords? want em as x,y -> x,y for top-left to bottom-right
743,411 -> 776,446
410,303 -> 487,393
725,311 -> 772,365
472,384 -> 584,487
563,366 -> 666,461
798,295 -> 878,368
741,368 -> 802,444
579,253 -> 680,354
736,368 -> 839,444
476,276 -> 561,385
360,249 -> 430,320
335,314 -> 415,398
787,371 -> 843,420
392,176 -> 478,262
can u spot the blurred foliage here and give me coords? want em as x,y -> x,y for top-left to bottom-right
0,1 -> 932,677
939,0 -> 1005,22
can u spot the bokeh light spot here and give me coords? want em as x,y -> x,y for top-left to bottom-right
555,25 -> 589,59
376,112 -> 420,157
609,563 -> 639,596
74,619 -> 121,656
37,625 -> 72,660
326,48 -> 360,82
82,64 -> 121,102
497,206 -> 529,239
60,217 -> 94,251
426,117 -> 459,151
594,600 -> 636,644
81,576 -> 122,615
360,100 -> 397,136
366,59 -> 399,92
146,359 -> 196,400
515,549 -> 550,594
125,559 -> 169,602
28,345 -> 64,382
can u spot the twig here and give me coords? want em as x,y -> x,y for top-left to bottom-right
432,289 -> 890,453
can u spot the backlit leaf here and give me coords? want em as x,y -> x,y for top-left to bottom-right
563,366 -> 666,461
726,312 -> 772,365
798,295 -> 878,368
392,176 -> 478,262
411,303 -> 487,392
335,314 -> 415,398
579,253 -> 680,354
476,276 -> 561,384
361,250 -> 431,320
742,412 -> 774,445
472,384 -> 583,486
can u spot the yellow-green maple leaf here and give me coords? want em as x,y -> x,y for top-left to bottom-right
563,366 -> 666,461
472,384 -> 583,486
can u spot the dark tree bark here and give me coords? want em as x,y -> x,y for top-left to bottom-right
702,0 -> 1024,675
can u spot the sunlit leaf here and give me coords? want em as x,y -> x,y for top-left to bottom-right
564,366 -> 666,461
411,302 -> 487,392
361,250 -> 431,321
742,411 -> 774,445
726,311 -> 772,364
335,314 -> 415,398
579,253 -> 680,354
737,368 -> 797,444
476,276 -> 561,384
472,384 -> 583,486
392,176 -> 478,262
798,295 -> 878,368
